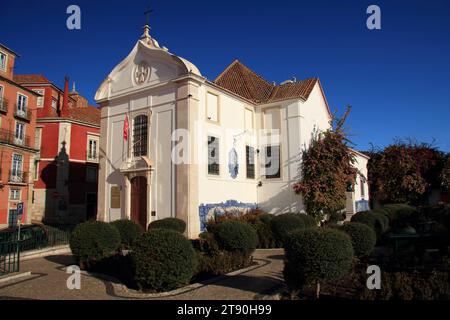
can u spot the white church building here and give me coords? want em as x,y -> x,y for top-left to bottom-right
95,25 -> 369,238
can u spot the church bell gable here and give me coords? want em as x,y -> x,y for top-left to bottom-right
95,25 -> 201,103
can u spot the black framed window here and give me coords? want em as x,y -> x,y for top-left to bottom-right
246,146 -> 255,179
265,145 -> 280,179
133,115 -> 148,157
208,136 -> 220,175
360,178 -> 365,197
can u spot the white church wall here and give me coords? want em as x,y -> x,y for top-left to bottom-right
299,83 -> 332,149
352,153 -> 370,212
150,103 -> 176,221
196,85 -> 259,231
102,85 -> 178,222
256,100 -> 303,214
106,113 -> 128,221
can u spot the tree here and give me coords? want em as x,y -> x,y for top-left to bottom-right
440,153 -> 450,192
293,107 -> 357,220
368,140 -> 445,205
283,228 -> 354,298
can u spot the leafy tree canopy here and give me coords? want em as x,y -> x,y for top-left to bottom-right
293,107 -> 357,219
368,139 -> 446,205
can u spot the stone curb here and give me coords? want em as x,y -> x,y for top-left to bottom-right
80,258 -> 270,299
0,271 -> 32,284
20,245 -> 71,261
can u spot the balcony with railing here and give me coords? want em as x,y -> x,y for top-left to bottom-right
0,97 -> 7,113
9,170 -> 29,184
14,104 -> 32,121
0,129 -> 32,149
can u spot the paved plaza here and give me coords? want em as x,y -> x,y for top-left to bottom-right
0,249 -> 285,300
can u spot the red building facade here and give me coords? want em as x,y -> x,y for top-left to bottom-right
0,44 -> 39,228
14,75 -> 100,224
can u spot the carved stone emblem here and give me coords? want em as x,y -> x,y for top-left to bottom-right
134,61 -> 150,85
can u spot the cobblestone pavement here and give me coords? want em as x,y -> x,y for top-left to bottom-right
0,249 -> 284,300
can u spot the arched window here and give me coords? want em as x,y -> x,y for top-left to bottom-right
133,115 -> 148,157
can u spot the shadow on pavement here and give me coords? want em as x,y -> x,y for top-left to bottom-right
44,254 -> 76,266
209,274 -> 284,295
266,254 -> 284,260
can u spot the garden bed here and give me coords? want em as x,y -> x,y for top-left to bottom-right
88,250 -> 258,293
82,255 -> 264,298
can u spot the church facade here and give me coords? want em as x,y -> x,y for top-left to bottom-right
95,25 -> 369,238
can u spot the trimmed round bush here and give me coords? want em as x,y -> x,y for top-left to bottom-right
283,228 -> 354,291
340,222 -> 376,257
430,204 -> 450,230
297,214 -> 317,228
329,211 -> 345,224
110,219 -> 143,248
131,229 -> 197,291
148,217 -> 186,233
351,211 -> 385,239
371,210 -> 390,232
197,231 -> 220,255
212,220 -> 258,254
70,221 -> 121,268
382,204 -> 418,229
270,213 -> 306,245
258,213 -> 274,224
252,213 -> 278,248
254,221 -> 278,248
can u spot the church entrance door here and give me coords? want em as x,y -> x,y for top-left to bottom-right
130,176 -> 147,230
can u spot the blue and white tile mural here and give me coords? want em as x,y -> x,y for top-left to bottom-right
228,147 -> 239,179
355,199 -> 370,212
199,200 -> 257,232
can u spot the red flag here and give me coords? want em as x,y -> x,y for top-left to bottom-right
123,114 -> 129,141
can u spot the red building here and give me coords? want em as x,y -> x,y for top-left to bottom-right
14,75 -> 100,224
0,44 -> 39,228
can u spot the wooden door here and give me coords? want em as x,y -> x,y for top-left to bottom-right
130,176 -> 147,230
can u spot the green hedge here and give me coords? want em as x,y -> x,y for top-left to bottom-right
254,220 -> 279,248
297,214 -> 317,228
351,211 -> 386,239
429,204 -> 450,230
193,231 -> 253,276
131,229 -> 197,291
381,204 -> 418,229
110,219 -> 143,248
340,222 -> 376,257
270,213 -> 307,245
70,221 -> 121,268
371,209 -> 390,232
360,270 -> 449,300
212,220 -> 258,254
148,217 -> 186,233
283,228 -> 354,291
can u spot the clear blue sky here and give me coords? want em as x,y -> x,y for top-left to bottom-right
1,0 -> 449,152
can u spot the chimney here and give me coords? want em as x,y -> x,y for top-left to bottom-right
61,76 -> 69,117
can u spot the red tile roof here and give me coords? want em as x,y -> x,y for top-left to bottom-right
13,74 -> 51,84
214,60 -> 274,103
66,106 -> 100,126
267,78 -> 318,103
214,60 -> 318,104
38,106 -> 100,126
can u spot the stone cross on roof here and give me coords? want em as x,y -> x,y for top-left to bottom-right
144,5 -> 153,27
